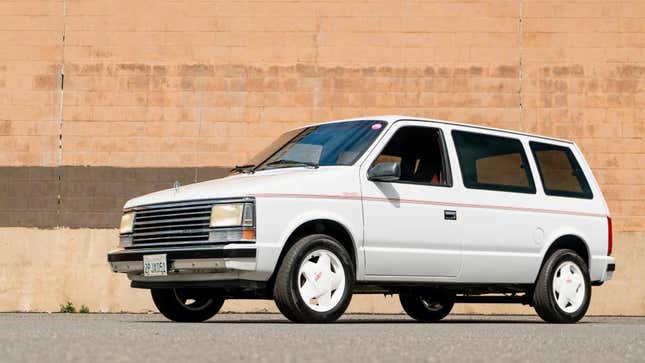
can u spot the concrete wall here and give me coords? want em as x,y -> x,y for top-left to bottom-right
1,228 -> 642,314
1,0 -> 644,314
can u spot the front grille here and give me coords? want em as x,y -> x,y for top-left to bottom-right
131,200 -> 213,245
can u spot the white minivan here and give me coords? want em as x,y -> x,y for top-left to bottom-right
108,116 -> 615,324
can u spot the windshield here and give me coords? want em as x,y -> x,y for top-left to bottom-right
249,120 -> 386,171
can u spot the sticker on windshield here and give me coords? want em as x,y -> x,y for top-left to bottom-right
371,123 -> 383,130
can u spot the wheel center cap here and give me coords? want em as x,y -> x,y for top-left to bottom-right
313,266 -> 333,292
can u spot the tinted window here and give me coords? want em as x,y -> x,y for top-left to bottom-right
452,130 -> 535,193
372,126 -> 451,186
530,141 -> 593,199
254,120 -> 385,170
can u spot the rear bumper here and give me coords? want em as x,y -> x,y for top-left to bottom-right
107,243 -> 269,282
596,255 -> 616,283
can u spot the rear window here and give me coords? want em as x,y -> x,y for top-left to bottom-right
529,141 -> 593,199
452,130 -> 536,194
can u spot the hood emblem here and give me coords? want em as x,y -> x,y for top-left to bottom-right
173,181 -> 181,193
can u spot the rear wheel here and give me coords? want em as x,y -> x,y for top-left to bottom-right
533,249 -> 591,323
151,288 -> 224,322
273,234 -> 354,323
400,291 -> 455,322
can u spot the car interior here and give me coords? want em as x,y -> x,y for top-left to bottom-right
373,126 -> 448,186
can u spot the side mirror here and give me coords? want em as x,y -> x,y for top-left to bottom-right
368,162 -> 400,182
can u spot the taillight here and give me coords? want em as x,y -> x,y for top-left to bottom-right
607,216 -> 613,255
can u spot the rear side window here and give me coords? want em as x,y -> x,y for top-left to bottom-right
452,130 -> 536,194
529,141 -> 593,199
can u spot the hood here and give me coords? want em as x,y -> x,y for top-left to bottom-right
124,166 -> 359,209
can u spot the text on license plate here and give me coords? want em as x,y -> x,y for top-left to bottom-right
143,254 -> 167,276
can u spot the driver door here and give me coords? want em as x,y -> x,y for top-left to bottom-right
360,122 -> 463,278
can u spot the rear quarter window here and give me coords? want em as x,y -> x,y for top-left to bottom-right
529,141 -> 593,199
452,130 -> 536,194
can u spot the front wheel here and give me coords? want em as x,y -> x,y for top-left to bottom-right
151,288 -> 224,322
273,234 -> 354,323
533,249 -> 591,323
400,291 -> 455,322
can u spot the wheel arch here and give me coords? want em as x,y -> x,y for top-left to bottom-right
268,218 -> 358,287
536,233 -> 590,283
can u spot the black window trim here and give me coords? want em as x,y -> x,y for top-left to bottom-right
451,129 -> 537,195
529,141 -> 594,200
368,124 -> 453,188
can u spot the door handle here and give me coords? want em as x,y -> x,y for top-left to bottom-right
444,210 -> 457,220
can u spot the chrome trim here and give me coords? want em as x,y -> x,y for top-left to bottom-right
135,222 -> 210,231
123,198 -> 255,246
108,245 -> 257,274
130,235 -> 209,242
134,216 -> 210,226
136,210 -> 211,219
130,228 -> 213,238
111,243 -> 256,256
125,197 -> 255,213
123,228 -> 251,248
123,241 -> 253,249
110,257 -> 256,274
131,204 -> 214,214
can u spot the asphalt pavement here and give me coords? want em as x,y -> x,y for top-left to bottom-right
0,313 -> 643,362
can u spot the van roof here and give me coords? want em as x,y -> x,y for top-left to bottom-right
301,115 -> 574,145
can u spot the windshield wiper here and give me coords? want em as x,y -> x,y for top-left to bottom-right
265,159 -> 319,169
230,164 -> 256,174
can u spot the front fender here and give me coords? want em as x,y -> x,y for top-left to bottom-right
277,210 -> 360,250
254,196 -> 364,278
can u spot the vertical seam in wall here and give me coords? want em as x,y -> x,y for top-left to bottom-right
518,0 -> 524,130
312,6 -> 321,122
314,5 -> 320,67
58,0 -> 66,165
192,62 -> 212,183
56,0 -> 67,226
193,88 -> 203,183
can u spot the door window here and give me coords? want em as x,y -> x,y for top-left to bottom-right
452,130 -> 536,194
371,126 -> 451,186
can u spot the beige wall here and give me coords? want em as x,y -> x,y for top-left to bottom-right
1,0 -> 644,230
0,227 -> 642,315
1,1 -> 644,314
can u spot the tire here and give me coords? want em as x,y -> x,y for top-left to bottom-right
533,249 -> 591,324
151,288 -> 224,322
399,291 -> 455,322
273,234 -> 354,323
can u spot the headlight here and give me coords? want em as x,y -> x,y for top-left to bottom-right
210,203 -> 245,227
119,212 -> 135,234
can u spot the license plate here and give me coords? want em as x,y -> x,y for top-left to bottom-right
143,254 -> 167,277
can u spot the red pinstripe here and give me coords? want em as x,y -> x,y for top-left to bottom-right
250,192 -> 607,218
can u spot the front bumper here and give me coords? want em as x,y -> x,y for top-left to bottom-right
107,244 -> 264,282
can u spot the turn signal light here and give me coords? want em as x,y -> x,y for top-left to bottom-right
242,229 -> 256,241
